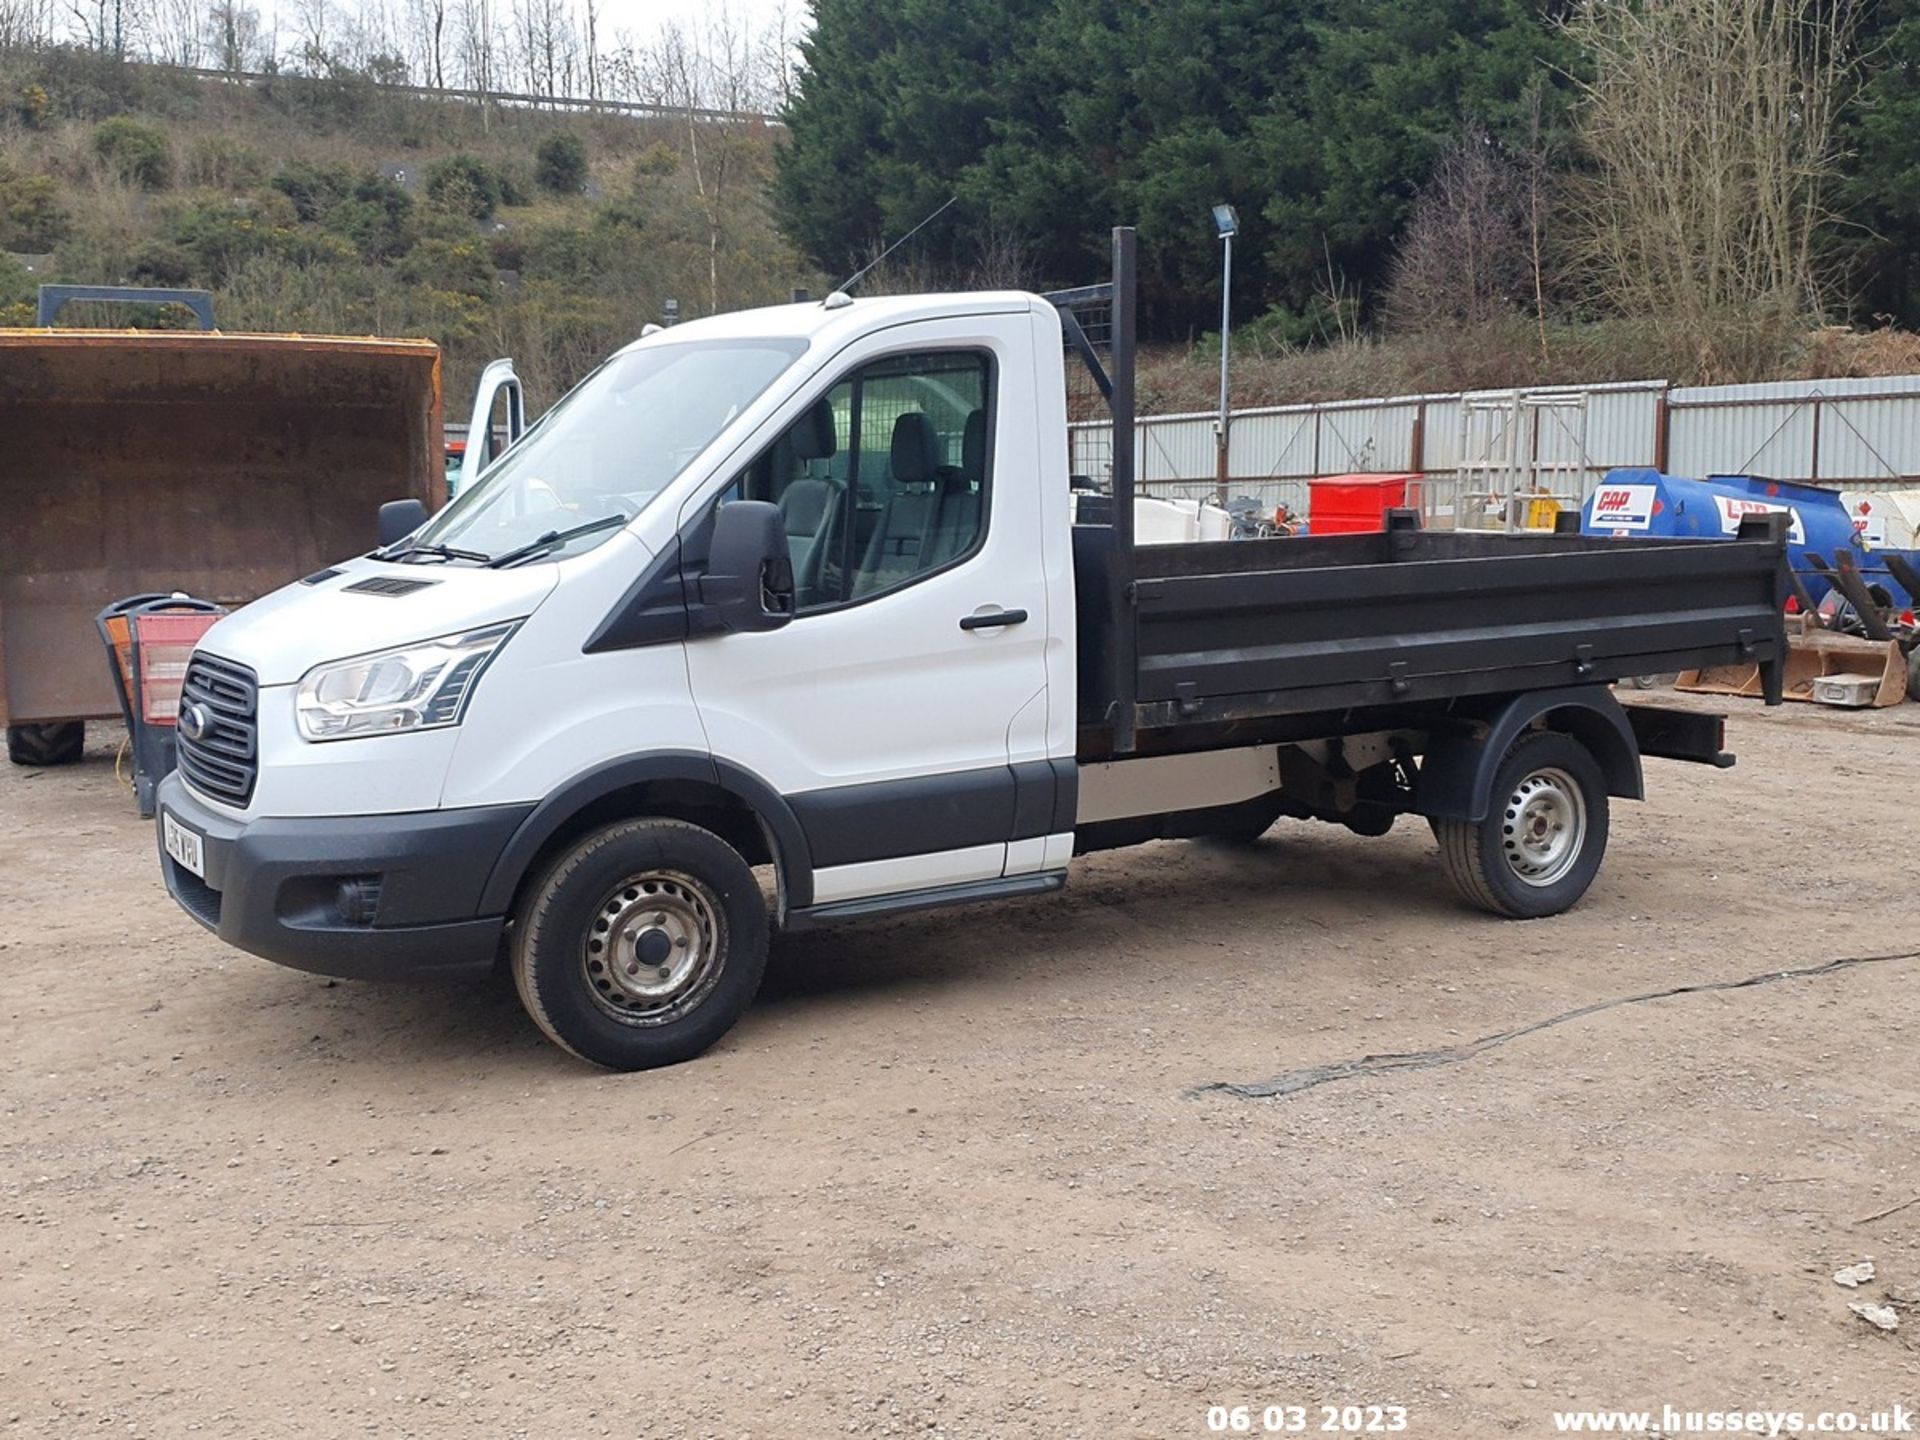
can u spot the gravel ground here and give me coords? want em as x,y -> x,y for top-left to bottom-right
3,695 -> 1917,1438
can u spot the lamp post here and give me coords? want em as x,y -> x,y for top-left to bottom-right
1211,203 -> 1239,505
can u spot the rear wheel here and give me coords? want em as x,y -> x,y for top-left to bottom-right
511,819 -> 769,1070
1433,731 -> 1609,919
7,721 -> 85,767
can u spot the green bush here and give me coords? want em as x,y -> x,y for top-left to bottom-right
130,241 -> 196,287
0,250 -> 33,306
521,224 -> 597,284
323,174 -> 414,260
0,168 -> 71,251
16,82 -> 49,129
487,230 -> 528,271
271,161 -> 355,222
400,236 -> 493,300
275,228 -> 361,268
92,118 -> 174,190
427,154 -> 509,220
497,166 -> 530,208
632,142 -> 679,179
593,198 -> 645,233
185,136 -> 269,190
535,132 -> 588,194
23,47 -> 149,122
166,190 -> 298,282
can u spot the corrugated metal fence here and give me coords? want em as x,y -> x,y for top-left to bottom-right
1070,374 -> 1920,529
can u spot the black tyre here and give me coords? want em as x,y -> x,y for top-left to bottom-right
7,721 -> 85,767
1433,730 -> 1609,919
1907,648 -> 1920,704
510,819 -> 769,1071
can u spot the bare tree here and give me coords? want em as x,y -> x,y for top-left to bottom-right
406,0 -> 448,87
453,0 -> 494,116
581,0 -> 597,101
659,21 -> 722,309
1383,126 -> 1532,333
757,0 -> 797,111
1520,77 -> 1554,360
146,0 -> 204,65
0,0 -> 58,50
705,4 -> 751,113
205,0 -> 264,73
1565,0 -> 1859,376
65,0 -> 128,55
507,0 -> 575,100
965,219 -> 1036,290
644,15 -> 765,310
289,0 -> 334,68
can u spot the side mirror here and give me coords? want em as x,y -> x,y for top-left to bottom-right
378,498 -> 429,546
699,501 -> 794,633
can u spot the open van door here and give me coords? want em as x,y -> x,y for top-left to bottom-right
454,358 -> 525,497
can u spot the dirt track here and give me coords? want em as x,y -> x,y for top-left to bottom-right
3,695 -> 1918,1438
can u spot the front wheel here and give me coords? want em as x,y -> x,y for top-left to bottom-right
511,819 -> 769,1070
1433,731 -> 1610,919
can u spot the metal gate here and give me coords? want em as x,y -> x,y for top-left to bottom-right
1444,390 -> 1592,532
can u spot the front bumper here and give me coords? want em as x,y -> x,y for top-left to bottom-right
155,773 -> 534,982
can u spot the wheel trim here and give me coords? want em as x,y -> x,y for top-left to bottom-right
1499,766 -> 1587,888
582,870 -> 726,1025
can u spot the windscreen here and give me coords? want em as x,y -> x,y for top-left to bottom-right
418,337 -> 808,563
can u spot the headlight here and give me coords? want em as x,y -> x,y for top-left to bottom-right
296,622 -> 519,741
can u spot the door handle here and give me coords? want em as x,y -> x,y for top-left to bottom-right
959,608 -> 1028,631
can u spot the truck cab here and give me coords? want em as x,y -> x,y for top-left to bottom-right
156,259 -> 1785,1071
159,291 -> 1085,1066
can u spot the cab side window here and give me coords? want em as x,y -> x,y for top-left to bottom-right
731,351 -> 991,613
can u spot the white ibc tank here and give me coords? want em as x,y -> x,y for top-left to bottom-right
1839,489 -> 1920,549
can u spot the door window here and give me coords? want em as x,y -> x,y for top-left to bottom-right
730,351 -> 992,612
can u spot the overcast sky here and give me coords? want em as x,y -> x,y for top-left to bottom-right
233,0 -> 811,100
589,0 -> 798,43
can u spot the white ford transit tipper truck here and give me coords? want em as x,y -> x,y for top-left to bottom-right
156,230 -> 1788,1070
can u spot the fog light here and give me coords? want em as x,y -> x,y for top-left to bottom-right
334,877 -> 383,926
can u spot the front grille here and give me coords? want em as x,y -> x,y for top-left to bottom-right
177,651 -> 258,807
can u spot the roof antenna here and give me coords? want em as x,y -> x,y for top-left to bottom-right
825,196 -> 958,307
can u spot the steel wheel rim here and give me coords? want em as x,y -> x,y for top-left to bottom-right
582,870 -> 725,1025
1500,766 -> 1586,888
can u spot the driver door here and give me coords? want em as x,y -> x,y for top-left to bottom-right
682,314 -> 1053,908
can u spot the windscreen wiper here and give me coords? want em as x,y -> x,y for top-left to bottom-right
486,513 -> 629,569
376,539 -> 492,564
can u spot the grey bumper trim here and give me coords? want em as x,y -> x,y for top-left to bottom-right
155,772 -> 533,982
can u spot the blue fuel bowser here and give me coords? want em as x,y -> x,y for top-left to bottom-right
1581,468 -> 1918,609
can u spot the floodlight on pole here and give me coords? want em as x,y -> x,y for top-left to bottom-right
1212,205 -> 1239,502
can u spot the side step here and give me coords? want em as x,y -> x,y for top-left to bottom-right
783,871 -> 1067,932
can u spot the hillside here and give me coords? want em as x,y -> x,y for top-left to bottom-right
0,48 -> 806,405
11,12 -> 1920,430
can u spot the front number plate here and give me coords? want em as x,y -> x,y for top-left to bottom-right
162,810 -> 205,878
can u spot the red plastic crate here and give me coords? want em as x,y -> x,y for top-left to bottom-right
1307,473 -> 1419,535
132,610 -> 224,724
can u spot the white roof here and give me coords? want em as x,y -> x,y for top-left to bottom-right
613,290 -> 1041,357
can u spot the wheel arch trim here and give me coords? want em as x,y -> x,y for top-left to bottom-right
1418,686 -> 1643,823
478,751 -> 814,916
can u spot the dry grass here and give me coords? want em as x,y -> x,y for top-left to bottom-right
1137,312 -> 1920,414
